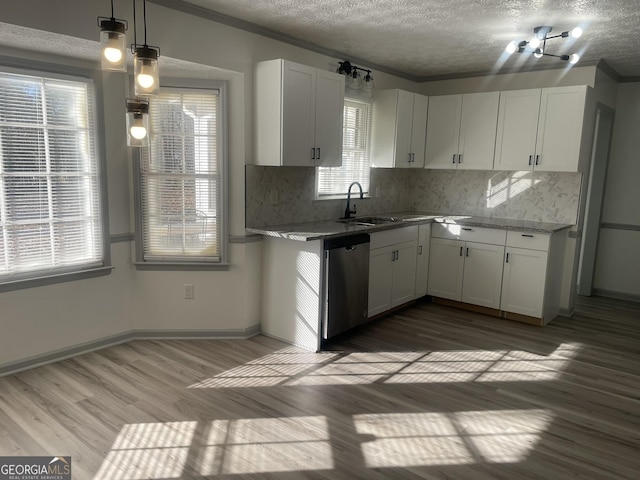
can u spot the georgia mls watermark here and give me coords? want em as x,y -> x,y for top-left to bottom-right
0,457 -> 71,480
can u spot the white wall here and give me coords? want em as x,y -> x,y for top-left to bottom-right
0,0 -> 419,369
593,82 -> 640,299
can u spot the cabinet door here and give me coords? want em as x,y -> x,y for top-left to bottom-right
501,247 -> 548,318
494,89 -> 541,171
534,86 -> 586,172
315,69 -> 345,167
461,242 -> 505,309
394,90 -> 416,168
410,94 -> 428,168
368,246 -> 394,317
427,237 -> 465,300
415,224 -> 430,297
457,92 -> 500,170
391,241 -> 418,307
424,94 -> 462,169
282,61 -> 317,166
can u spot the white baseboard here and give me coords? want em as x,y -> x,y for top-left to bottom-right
0,324 -> 261,377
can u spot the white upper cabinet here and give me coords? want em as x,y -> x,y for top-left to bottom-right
371,89 -> 428,168
494,85 -> 588,172
425,92 -> 499,170
254,59 -> 345,167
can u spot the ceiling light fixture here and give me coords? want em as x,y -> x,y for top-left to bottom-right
98,0 -> 128,71
337,60 -> 374,97
506,26 -> 583,65
125,98 -> 150,147
132,0 -> 160,96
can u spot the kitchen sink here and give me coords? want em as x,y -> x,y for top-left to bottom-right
337,216 -> 399,226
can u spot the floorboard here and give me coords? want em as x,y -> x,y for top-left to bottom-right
1,295 -> 639,479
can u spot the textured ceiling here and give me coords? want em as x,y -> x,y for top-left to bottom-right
161,0 -> 640,80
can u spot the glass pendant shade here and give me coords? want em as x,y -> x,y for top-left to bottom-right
126,99 -> 149,147
134,46 -> 159,96
99,19 -> 127,72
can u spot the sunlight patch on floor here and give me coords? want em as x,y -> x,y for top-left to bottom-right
94,422 -> 196,480
355,410 -> 552,467
188,344 -> 581,389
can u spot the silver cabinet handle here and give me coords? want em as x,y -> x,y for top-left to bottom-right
522,234 -> 534,238
411,153 -> 415,163
317,147 -> 321,160
311,147 -> 316,160
408,153 -> 412,163
528,155 -> 533,166
466,247 -> 469,257
453,154 -> 457,164
459,246 -> 463,256
535,154 -> 539,165
458,153 -> 462,164
418,245 -> 423,255
506,252 -> 510,263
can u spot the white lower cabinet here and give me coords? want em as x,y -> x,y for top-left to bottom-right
368,227 -> 418,317
500,247 -> 548,318
427,237 -> 504,309
499,230 -> 565,324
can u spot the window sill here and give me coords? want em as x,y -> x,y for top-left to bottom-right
0,266 -> 114,293
133,262 -> 230,271
314,194 -> 372,202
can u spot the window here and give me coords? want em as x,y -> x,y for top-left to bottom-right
135,85 -> 227,266
316,98 -> 371,197
0,68 -> 105,286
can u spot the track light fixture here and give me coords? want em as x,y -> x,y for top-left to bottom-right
505,26 -> 583,65
126,98 -> 150,147
132,0 -> 160,96
337,60 -> 374,96
98,0 -> 128,71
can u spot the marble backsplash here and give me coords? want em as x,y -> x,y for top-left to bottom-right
245,165 -> 582,227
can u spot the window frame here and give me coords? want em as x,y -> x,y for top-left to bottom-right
315,97 -> 372,200
133,79 -> 229,270
0,62 -> 111,292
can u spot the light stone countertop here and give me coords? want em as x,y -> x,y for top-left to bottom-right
246,212 -> 573,242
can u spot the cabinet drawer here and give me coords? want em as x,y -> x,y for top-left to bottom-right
506,231 -> 550,251
370,225 -> 418,249
432,223 -> 506,245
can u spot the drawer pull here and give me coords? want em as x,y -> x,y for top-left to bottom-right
521,234 -> 534,238
462,227 -> 473,231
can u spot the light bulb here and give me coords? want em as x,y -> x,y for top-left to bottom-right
569,53 -> 580,64
530,37 -> 541,49
137,72 -> 155,89
534,48 -> 544,59
130,125 -> 147,139
505,41 -> 517,54
104,46 -> 123,63
571,27 -> 583,39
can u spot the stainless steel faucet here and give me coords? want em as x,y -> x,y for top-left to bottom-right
342,181 -> 363,219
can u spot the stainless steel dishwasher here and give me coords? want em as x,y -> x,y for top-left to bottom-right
323,233 -> 370,340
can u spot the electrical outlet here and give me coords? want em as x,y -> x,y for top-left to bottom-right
183,284 -> 194,300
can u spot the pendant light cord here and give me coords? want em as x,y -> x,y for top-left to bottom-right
143,0 -> 148,46
132,0 -> 137,46
110,0 -> 115,18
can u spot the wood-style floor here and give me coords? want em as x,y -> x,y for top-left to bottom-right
1,295 -> 640,479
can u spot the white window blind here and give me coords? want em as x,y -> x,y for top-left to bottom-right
0,70 -> 102,279
139,88 -> 222,262
317,98 -> 371,197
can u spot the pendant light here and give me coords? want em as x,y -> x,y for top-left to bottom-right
98,0 -> 128,71
132,0 -> 160,96
126,98 -> 150,147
